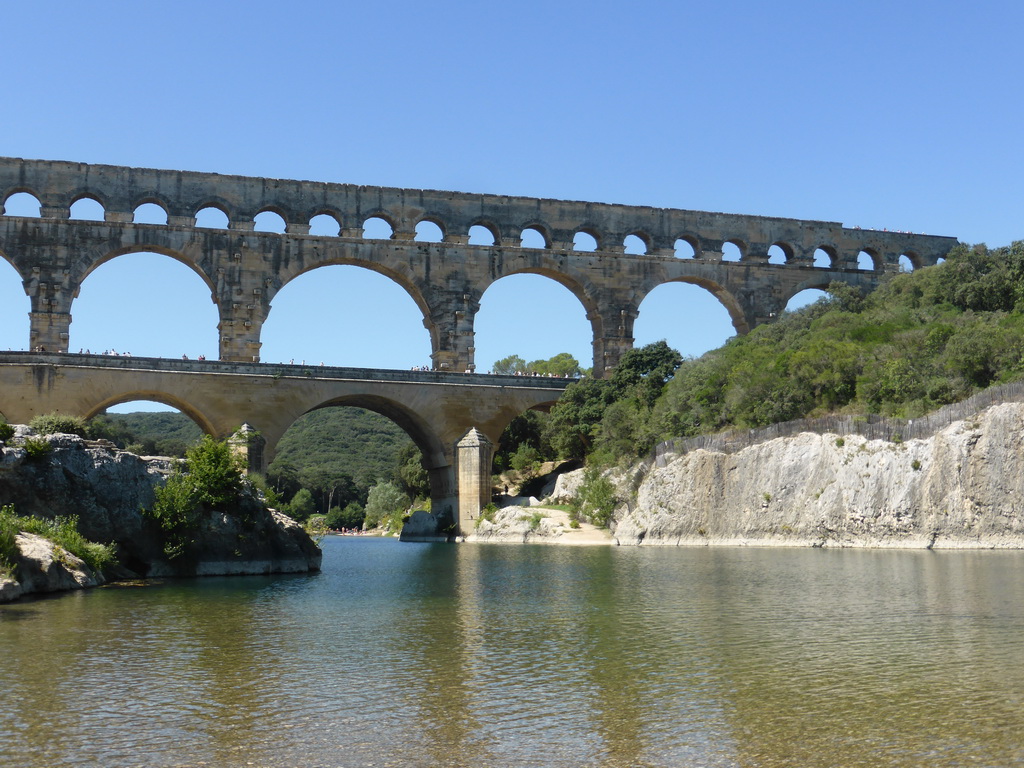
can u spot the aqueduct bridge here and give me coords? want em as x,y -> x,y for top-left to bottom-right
0,157 -> 957,373
0,158 -> 959,535
0,352 -> 566,534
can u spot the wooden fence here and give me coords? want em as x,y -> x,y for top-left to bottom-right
653,380 -> 1024,468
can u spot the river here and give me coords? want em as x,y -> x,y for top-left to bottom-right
1,537 -> 1022,767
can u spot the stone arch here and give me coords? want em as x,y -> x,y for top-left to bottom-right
82,392 -> 219,438
309,210 -> 343,235
624,232 -> 649,255
901,251 -> 922,271
519,222 -> 551,248
414,217 -> 445,242
266,252 -> 434,364
132,199 -> 169,224
674,235 -> 698,258
858,248 -> 880,271
573,227 -> 601,252
468,219 -> 500,245
779,276 -> 850,310
814,245 -> 838,268
73,244 -> 218,300
194,199 -> 233,226
69,194 -> 105,221
0,246 -> 28,350
69,189 -> 109,210
69,245 -> 222,358
722,238 -> 746,262
640,276 -> 749,336
475,265 -> 602,373
770,241 -> 795,264
361,211 -> 398,238
254,208 -> 288,233
261,394 -> 454,511
1,188 -> 43,216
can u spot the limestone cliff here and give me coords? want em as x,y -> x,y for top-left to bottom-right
613,402 -> 1024,548
0,428 -> 321,602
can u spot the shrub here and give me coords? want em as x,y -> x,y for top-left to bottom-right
0,422 -> 14,442
570,467 -> 618,528
29,412 -> 88,437
0,505 -> 116,576
147,436 -> 247,559
363,481 -> 408,529
22,436 -> 53,461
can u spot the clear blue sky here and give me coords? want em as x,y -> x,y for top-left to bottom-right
1,1 -> 1022,411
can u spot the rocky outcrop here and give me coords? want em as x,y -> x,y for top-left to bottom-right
0,533 -> 102,602
0,429 -> 321,602
613,402 -> 1024,548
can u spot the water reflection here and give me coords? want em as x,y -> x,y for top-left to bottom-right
1,541 -> 1023,767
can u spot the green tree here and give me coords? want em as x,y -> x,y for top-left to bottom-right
286,488 -> 316,521
492,354 -> 527,375
363,481 -> 409,529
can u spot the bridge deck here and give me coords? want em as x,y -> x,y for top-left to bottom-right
0,352 -> 571,391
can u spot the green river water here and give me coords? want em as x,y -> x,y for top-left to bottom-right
1,537 -> 1022,767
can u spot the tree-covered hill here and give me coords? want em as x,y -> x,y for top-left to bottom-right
541,241 -> 1024,465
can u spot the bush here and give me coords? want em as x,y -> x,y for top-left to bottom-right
147,436 -> 247,559
570,467 -> 618,528
22,436 -> 53,462
363,481 -> 408,529
0,505 -> 116,576
29,412 -> 88,437
0,422 -> 14,442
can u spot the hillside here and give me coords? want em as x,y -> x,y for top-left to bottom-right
541,241 -> 1024,465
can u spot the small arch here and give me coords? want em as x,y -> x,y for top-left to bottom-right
254,210 -> 287,233
786,288 -> 829,311
2,191 -> 42,217
813,247 -> 835,268
858,250 -> 878,271
133,202 -> 168,225
520,226 -> 548,249
309,213 -> 341,236
899,254 -> 916,273
623,233 -> 648,255
414,220 -> 444,242
195,205 -> 230,229
362,216 -> 394,240
768,243 -> 791,265
69,196 -> 105,221
722,241 -> 743,262
468,223 -> 497,246
573,231 -> 598,252
674,237 -> 697,259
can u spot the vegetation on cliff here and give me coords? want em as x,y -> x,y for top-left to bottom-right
516,241 -> 1024,468
147,435 -> 251,558
0,504 -> 116,579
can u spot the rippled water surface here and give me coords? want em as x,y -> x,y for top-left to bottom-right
2,539 -> 1023,767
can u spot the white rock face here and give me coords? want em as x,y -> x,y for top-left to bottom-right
614,402 -> 1024,548
3,532 -> 102,601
